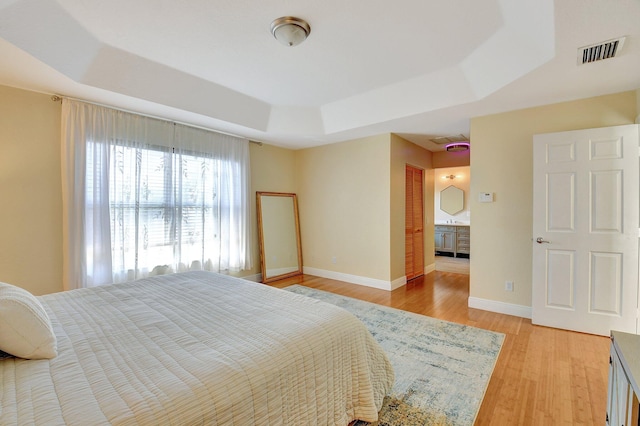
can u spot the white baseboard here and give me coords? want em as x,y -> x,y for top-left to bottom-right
303,267 -> 404,291
390,276 -> 407,291
424,263 -> 436,275
468,296 -> 532,319
240,273 -> 262,282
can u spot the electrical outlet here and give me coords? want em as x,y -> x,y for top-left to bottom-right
505,281 -> 514,292
331,256 -> 337,264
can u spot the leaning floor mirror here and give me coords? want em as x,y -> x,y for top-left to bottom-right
256,192 -> 303,283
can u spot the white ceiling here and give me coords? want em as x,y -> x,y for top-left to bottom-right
0,0 -> 638,151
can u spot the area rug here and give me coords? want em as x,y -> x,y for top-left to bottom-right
284,285 -> 504,426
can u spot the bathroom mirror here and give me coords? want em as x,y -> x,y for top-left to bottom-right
440,185 -> 464,215
256,192 -> 303,283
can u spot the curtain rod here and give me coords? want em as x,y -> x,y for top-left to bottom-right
51,94 -> 263,146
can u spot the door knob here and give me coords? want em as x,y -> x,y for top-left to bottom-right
536,237 -> 550,244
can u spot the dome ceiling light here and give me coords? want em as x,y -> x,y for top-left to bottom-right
270,16 -> 311,47
430,134 -> 470,152
445,142 -> 470,152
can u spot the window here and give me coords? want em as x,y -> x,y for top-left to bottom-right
103,143 -> 234,282
63,99 -> 251,289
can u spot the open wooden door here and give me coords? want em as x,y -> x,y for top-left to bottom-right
406,165 -> 424,281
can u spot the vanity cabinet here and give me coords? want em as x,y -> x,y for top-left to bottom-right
435,225 -> 469,257
456,226 -> 470,255
435,226 -> 456,254
607,331 -> 640,426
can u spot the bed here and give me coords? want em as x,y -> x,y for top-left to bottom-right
0,271 -> 394,425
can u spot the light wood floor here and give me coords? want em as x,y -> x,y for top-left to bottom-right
435,255 -> 470,274
270,271 -> 610,425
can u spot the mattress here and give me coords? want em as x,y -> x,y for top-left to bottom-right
0,271 -> 394,425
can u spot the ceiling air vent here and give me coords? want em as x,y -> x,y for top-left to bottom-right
578,37 -> 625,65
429,134 -> 468,145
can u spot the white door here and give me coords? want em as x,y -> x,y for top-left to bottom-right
532,124 -> 639,336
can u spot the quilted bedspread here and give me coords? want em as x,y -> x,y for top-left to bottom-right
0,271 -> 394,425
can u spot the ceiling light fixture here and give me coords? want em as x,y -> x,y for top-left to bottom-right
270,16 -> 311,47
445,142 -> 470,152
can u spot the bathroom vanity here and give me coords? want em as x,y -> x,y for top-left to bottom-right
434,224 -> 469,258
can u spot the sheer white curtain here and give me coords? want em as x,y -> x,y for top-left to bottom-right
62,99 -> 251,290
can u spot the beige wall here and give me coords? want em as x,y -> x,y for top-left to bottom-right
390,134 -> 434,280
253,134 -> 435,285
0,86 -> 62,295
246,143 -> 297,278
433,149 -> 470,168
296,135 -> 392,281
0,86 -> 297,291
636,88 -> 640,123
8,81 -> 633,300
470,90 -> 638,308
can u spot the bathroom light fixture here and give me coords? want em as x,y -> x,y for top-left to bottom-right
443,175 -> 457,180
270,16 -> 311,47
445,142 -> 470,152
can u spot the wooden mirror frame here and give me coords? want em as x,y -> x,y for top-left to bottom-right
440,185 -> 464,215
256,192 -> 303,283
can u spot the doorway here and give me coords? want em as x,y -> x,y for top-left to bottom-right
434,166 -> 470,274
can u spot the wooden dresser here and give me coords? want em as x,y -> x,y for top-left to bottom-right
608,331 -> 640,425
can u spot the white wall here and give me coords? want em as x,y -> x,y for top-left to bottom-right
434,166 -> 470,224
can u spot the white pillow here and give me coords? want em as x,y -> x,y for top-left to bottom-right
0,282 -> 57,359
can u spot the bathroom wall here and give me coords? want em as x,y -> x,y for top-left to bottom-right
434,166 -> 470,224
